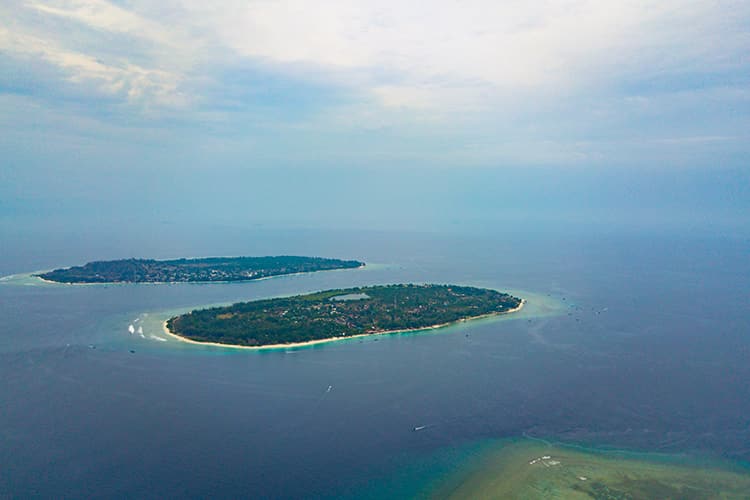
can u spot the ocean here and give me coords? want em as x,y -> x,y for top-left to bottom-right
1,223 -> 749,497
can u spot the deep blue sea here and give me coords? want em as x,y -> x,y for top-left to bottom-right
1,223 -> 749,497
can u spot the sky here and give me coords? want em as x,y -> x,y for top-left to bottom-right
1,1 -> 749,234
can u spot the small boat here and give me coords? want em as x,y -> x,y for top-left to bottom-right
326,385 -> 333,393
413,425 -> 427,431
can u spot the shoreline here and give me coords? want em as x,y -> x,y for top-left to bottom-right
162,299 -> 525,350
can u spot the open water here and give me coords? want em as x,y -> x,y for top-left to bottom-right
1,224 -> 749,497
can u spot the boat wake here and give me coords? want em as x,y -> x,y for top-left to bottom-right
413,424 -> 435,432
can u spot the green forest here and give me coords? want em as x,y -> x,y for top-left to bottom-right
36,256 -> 364,283
167,284 -> 522,346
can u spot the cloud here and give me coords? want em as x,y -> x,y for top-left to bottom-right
0,25 -> 187,106
652,135 -> 734,145
169,0 -> 749,109
0,0 -> 748,168
0,0 -> 198,108
4,0 -> 748,111
25,0 -> 170,44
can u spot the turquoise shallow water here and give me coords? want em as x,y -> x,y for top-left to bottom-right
338,437 -> 750,499
1,228 -> 749,497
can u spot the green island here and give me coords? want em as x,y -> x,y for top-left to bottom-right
165,284 -> 523,347
35,256 -> 364,284
432,439 -> 750,499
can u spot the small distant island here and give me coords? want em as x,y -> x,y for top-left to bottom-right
165,284 -> 523,348
36,256 -> 364,284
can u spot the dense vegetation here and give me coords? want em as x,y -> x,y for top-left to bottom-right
167,284 -> 522,346
37,256 -> 364,283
